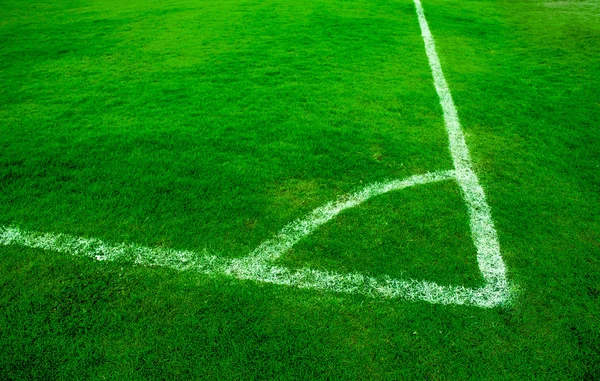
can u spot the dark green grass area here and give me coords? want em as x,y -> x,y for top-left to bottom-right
1,0 -> 599,379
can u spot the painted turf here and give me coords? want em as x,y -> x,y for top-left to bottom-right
0,0 -> 512,307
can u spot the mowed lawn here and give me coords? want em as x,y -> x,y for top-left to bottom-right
0,0 -> 598,378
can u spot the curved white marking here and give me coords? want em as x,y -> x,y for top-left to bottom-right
248,170 -> 455,263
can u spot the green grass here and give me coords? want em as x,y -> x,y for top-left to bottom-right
1,0 -> 599,378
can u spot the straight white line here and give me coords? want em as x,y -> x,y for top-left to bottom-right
413,0 -> 508,289
0,222 -> 510,307
226,261 -> 509,308
0,225 -> 229,273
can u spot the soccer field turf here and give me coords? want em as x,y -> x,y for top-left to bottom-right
1,0 -> 598,378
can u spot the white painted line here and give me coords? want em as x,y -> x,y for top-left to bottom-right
0,225 -> 229,273
413,0 -> 509,290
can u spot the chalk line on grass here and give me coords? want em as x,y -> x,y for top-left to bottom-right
0,0 -> 513,308
0,225 -> 229,273
413,0 -> 508,291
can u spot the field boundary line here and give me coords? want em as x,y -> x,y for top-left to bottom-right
414,0 -> 508,290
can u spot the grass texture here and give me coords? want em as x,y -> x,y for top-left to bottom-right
0,0 -> 599,378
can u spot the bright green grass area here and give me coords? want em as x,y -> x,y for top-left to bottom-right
1,0 -> 599,378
